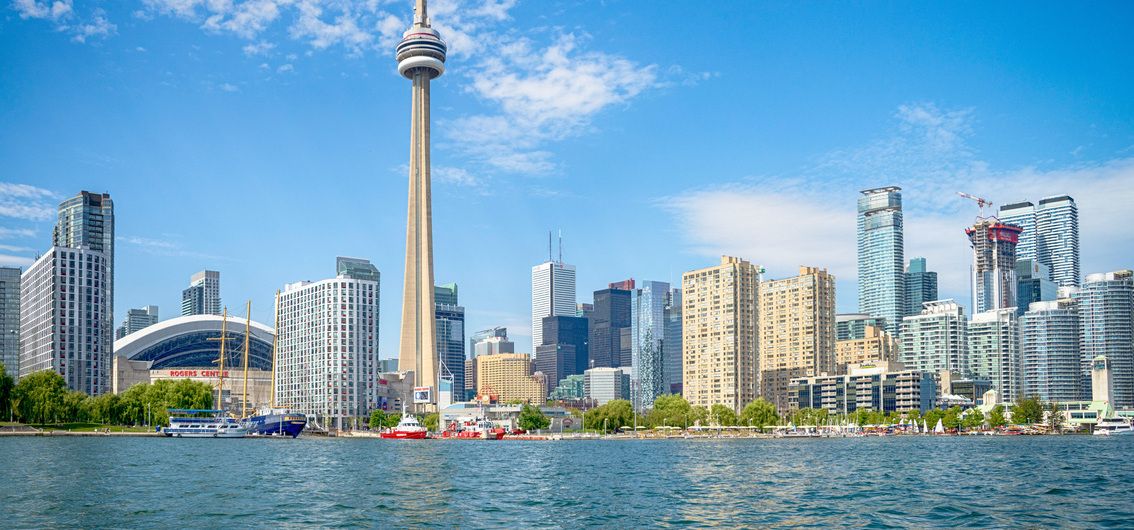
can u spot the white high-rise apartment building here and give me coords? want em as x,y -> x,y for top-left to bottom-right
969,308 -> 1022,402
182,270 -> 221,316
20,247 -> 111,394
998,196 -> 1080,287
531,258 -> 576,354
1022,298 -> 1081,402
1078,270 -> 1134,408
900,300 -> 968,375
276,259 -> 380,431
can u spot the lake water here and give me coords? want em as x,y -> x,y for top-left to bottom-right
1,435 -> 1131,528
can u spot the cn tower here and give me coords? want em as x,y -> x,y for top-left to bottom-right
396,0 -> 445,408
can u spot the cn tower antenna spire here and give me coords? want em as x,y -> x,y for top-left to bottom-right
414,0 -> 428,27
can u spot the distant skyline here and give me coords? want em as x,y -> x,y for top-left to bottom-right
2,1 -> 1133,356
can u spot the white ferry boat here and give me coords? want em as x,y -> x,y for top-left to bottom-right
164,409 -> 249,438
1093,417 -> 1134,436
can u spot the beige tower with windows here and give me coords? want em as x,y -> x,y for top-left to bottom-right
681,256 -> 760,413
759,266 -> 837,413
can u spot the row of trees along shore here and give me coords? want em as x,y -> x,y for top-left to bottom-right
0,364 -> 212,427
577,394 -> 1063,433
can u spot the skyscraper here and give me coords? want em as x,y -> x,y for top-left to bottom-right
758,266 -> 837,412
470,327 -> 513,357
630,280 -> 670,409
277,258 -> 380,430
52,191 -> 114,371
395,0 -> 445,407
1016,259 -> 1057,316
434,283 -> 465,402
682,256 -> 760,412
589,286 -> 631,369
476,353 -> 545,404
1022,298 -> 1081,402
531,244 -> 577,355
0,267 -> 21,374
904,257 -> 938,317
836,313 -> 887,341
857,187 -> 905,337
999,196 -> 1080,287
20,248 -> 111,394
663,288 -> 683,395
1078,270 -> 1134,408
115,305 -> 159,339
534,315 -> 588,395
968,308 -> 1022,402
967,220 -> 1022,314
181,270 -> 220,316
900,300 -> 968,375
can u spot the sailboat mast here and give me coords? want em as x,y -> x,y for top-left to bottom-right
217,308 -> 228,413
242,300 -> 252,419
271,290 -> 279,408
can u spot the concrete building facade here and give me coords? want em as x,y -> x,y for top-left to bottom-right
116,305 -> 159,339
20,247 -> 111,394
789,360 -> 935,414
682,256 -> 760,412
584,366 -> 630,405
968,308 -> 1022,403
276,258 -> 380,430
900,300 -> 968,376
531,259 -> 577,355
1022,298 -> 1081,402
182,270 -> 220,316
476,353 -> 545,404
835,325 -> 899,373
758,266 -> 836,413
1078,271 -> 1134,408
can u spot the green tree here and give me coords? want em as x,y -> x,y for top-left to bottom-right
988,405 -> 1008,428
584,400 -> 634,432
422,412 -> 439,431
923,408 -> 944,430
0,362 -> 14,420
709,404 -> 737,426
62,391 -> 88,422
739,398 -> 779,429
13,370 -> 68,424
384,413 -> 402,429
1047,402 -> 1064,433
1011,396 -> 1044,425
518,404 -> 551,431
647,394 -> 693,428
961,408 -> 985,431
369,410 -> 388,430
942,406 -> 963,430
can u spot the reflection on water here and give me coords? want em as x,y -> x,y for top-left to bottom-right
1,436 -> 1132,527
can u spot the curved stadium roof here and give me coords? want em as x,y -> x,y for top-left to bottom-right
114,314 -> 275,371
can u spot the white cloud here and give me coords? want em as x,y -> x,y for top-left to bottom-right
0,254 -> 34,268
242,40 -> 275,56
0,227 -> 36,239
662,103 -> 1134,309
0,182 -> 57,221
448,33 -> 658,174
220,82 -> 240,92
432,165 -> 479,187
0,244 -> 33,252
288,0 -> 373,53
118,234 -> 229,261
276,63 -> 294,73
13,0 -> 116,42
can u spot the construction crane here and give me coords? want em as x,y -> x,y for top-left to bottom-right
957,192 -> 993,219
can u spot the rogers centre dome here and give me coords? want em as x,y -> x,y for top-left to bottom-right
114,314 -> 275,370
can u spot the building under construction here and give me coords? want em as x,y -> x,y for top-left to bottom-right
967,220 -> 1023,314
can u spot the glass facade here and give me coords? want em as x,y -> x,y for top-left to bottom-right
435,283 -> 465,403
589,288 -> 631,369
904,257 -> 938,317
630,280 -> 669,409
534,315 -> 588,395
1078,271 -> 1134,407
0,267 -> 19,374
999,196 -> 1080,287
1022,299 -> 1081,402
857,187 -> 905,336
1016,259 -> 1057,316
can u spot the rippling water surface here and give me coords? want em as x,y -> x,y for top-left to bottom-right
2,435 -> 1132,528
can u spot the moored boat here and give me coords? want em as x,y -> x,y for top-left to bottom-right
244,407 -> 307,438
163,409 -> 249,438
442,417 -> 506,440
1093,417 -> 1134,436
380,414 -> 429,439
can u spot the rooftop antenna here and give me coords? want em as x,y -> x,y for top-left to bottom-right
548,231 -> 552,262
558,229 -> 563,264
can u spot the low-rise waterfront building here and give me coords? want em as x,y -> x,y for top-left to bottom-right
788,360 -> 935,415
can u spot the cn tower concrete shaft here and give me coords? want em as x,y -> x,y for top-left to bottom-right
396,0 -> 446,405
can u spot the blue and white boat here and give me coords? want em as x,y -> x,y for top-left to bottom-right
163,409 -> 249,438
243,407 -> 307,438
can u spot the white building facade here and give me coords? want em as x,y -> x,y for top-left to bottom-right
900,300 -> 968,375
276,265 -> 380,430
1021,299 -> 1081,402
531,260 -> 576,354
20,247 -> 111,394
969,308 -> 1022,403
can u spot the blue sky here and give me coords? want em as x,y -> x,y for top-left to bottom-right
2,0 -> 1133,357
